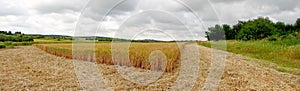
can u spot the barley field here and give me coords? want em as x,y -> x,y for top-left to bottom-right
34,42 -> 182,72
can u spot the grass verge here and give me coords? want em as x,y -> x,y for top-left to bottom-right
198,40 -> 300,75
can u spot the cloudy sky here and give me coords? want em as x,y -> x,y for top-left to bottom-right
0,0 -> 299,40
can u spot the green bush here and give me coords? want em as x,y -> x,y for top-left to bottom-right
4,41 -> 12,46
267,36 -> 277,41
0,44 -> 5,48
12,42 -> 32,46
8,45 -> 14,48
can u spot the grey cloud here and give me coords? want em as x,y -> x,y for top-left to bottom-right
254,0 -> 300,11
210,0 -> 245,4
112,9 -> 202,40
1,0 -> 299,40
0,1 -> 27,16
81,0 -> 139,21
35,0 -> 87,14
177,0 -> 220,22
212,0 -> 300,25
0,8 -> 27,16
210,0 -> 299,12
123,11 -> 183,27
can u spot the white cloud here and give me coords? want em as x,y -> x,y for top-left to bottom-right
0,0 -> 299,40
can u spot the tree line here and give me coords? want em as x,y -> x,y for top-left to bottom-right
0,31 -> 34,42
205,17 -> 300,41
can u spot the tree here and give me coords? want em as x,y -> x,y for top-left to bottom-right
222,24 -> 236,40
0,31 -> 7,34
285,24 -> 295,33
236,17 -> 276,40
7,31 -> 12,35
232,21 -> 246,39
295,18 -> 300,30
0,35 -> 4,42
15,31 -> 22,34
205,24 -> 225,41
274,22 -> 286,35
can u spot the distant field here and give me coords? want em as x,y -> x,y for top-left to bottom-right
33,39 -> 73,43
0,39 -> 72,49
0,42 -> 33,48
198,40 -> 300,75
34,42 -> 182,72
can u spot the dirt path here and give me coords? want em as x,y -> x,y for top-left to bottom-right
0,45 -> 299,90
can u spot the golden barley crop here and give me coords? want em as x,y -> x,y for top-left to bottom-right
34,42 -> 182,72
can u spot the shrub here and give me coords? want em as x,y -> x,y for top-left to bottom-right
12,42 -> 32,46
0,44 -> 5,48
4,41 -> 12,46
268,36 -> 277,41
236,17 -> 276,40
8,45 -> 14,48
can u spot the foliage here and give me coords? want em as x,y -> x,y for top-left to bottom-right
267,35 -> 277,41
0,44 -> 5,48
237,17 -> 276,40
205,25 -> 225,41
231,21 -> 246,39
0,34 -> 33,42
295,18 -> 300,30
4,41 -> 14,48
4,41 -> 12,46
12,42 -> 33,46
205,17 -> 300,41
223,24 -> 235,40
274,22 -> 287,35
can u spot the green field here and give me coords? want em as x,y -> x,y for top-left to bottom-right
0,39 -> 71,49
198,40 -> 300,75
33,39 -> 73,43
